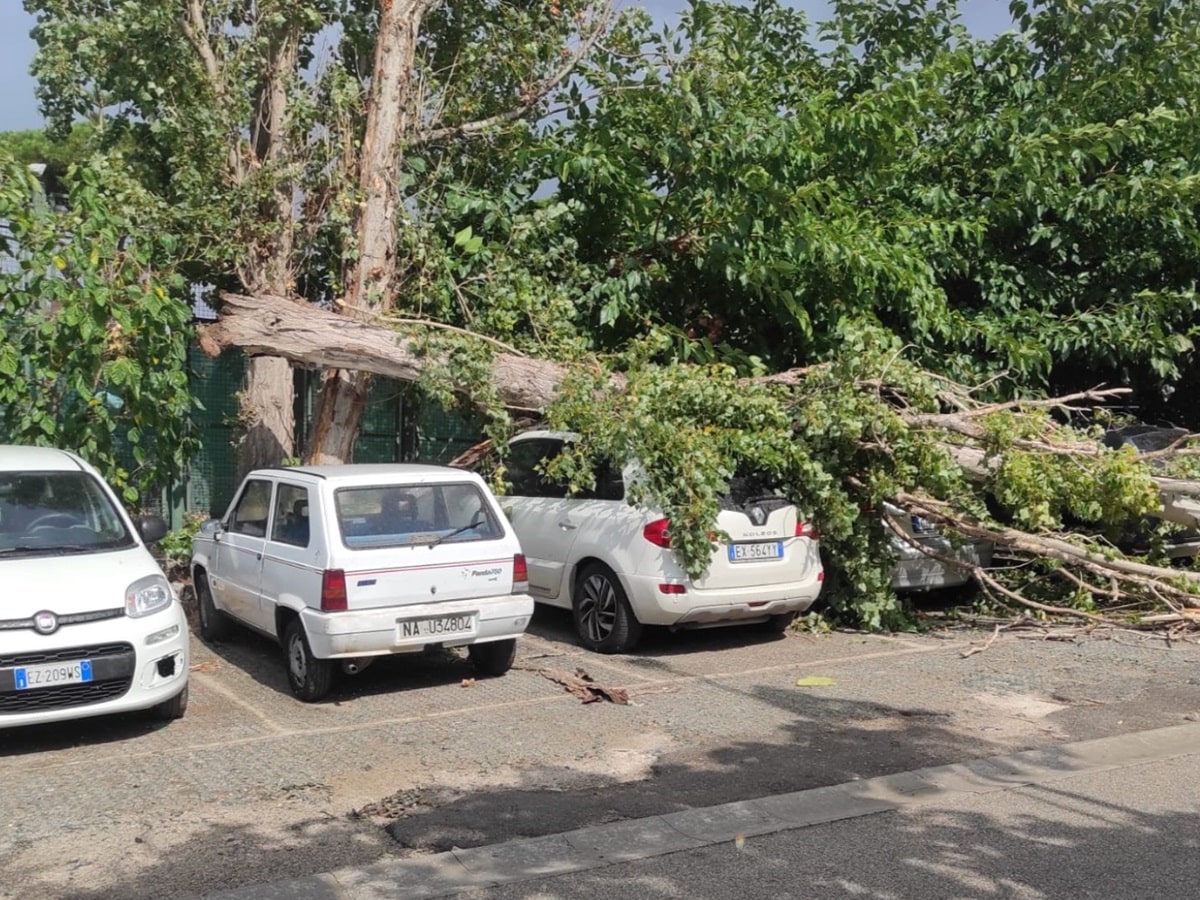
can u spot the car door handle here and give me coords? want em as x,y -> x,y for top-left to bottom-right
557,520 -> 578,531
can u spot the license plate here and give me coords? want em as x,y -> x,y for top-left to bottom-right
728,541 -> 784,563
14,660 -> 94,690
396,613 -> 476,641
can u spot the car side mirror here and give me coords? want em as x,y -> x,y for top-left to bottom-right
199,518 -> 225,539
138,515 -> 170,544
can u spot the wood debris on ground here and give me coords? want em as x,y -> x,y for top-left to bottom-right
521,665 -> 629,705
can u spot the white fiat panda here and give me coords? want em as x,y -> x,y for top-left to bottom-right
191,464 -> 533,701
0,446 -> 189,729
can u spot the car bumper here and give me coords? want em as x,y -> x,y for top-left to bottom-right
300,594 -> 535,658
0,603 -> 190,729
891,538 -> 993,590
622,574 -> 823,628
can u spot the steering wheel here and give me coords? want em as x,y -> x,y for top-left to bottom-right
27,513 -> 86,530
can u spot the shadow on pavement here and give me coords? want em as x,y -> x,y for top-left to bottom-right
6,689 -> 1024,899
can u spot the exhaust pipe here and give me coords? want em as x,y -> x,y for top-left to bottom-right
341,657 -> 376,676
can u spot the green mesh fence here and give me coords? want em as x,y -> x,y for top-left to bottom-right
162,356 -> 486,527
413,401 -> 486,464
183,344 -> 245,519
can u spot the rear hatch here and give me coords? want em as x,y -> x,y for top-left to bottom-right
691,475 -> 819,590
332,481 -> 518,610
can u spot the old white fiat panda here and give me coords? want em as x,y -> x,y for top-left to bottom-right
191,464 -> 533,701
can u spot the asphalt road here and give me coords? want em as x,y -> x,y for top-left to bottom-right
461,752 -> 1200,900
3,606 -> 1200,899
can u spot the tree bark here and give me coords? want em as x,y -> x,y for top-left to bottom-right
234,17 -> 301,475
201,292 -> 572,413
307,0 -> 433,464
186,2 -> 302,473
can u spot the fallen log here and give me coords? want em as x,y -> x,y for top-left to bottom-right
201,289 -> 1200,625
199,292 -> 575,413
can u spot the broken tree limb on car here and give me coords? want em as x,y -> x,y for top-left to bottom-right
199,290 -> 1200,628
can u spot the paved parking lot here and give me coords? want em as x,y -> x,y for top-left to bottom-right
4,608 -> 1200,899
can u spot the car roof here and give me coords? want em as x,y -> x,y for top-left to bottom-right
0,445 -> 89,473
248,463 -> 482,485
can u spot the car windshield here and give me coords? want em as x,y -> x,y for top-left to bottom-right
0,470 -> 135,556
334,482 -> 502,548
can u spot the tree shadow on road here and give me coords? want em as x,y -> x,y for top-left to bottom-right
531,782 -> 1200,899
4,686 -> 1056,899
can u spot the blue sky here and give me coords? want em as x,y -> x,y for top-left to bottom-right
0,1 -> 1016,132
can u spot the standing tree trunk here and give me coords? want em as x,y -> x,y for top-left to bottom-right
307,0 -> 430,464
233,17 -> 301,477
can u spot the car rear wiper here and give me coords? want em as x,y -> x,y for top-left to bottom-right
426,517 -> 486,548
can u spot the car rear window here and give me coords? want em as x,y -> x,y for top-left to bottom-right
334,482 -> 503,548
718,473 -> 793,515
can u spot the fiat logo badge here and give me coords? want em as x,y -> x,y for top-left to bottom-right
33,610 -> 59,635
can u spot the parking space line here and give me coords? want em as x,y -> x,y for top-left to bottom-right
2,641 -> 962,776
611,641 -> 962,694
190,670 -> 290,734
0,689 -> 596,774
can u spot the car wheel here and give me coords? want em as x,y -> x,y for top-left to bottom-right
151,684 -> 188,720
196,574 -> 232,642
283,618 -> 333,702
764,611 -> 797,634
468,638 -> 517,676
573,563 -> 642,653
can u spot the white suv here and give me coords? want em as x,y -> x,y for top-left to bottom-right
0,446 -> 189,729
493,432 -> 824,652
191,464 -> 533,701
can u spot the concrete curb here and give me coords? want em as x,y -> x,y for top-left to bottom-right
205,721 -> 1200,899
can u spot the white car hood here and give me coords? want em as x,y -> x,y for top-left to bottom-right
1,546 -> 164,618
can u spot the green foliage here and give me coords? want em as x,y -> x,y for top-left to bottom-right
534,337 -> 1170,628
547,0 -> 1200,398
0,153 -> 198,501
158,512 -> 207,578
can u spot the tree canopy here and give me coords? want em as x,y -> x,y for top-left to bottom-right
0,153 -> 196,501
14,0 -> 1200,628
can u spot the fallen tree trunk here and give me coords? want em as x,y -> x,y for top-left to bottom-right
201,289 -> 1200,627
199,292 -> 574,413
201,291 -> 1200,529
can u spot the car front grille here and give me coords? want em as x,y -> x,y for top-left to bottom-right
0,642 -> 136,714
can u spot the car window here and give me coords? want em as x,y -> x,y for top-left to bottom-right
0,470 -> 134,554
228,479 -> 272,537
505,439 -> 624,501
334,482 -> 503,548
270,482 -> 311,547
505,439 -> 569,498
575,460 -> 626,502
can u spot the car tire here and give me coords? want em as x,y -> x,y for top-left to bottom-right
573,563 -> 642,654
283,618 -> 333,702
764,611 -> 797,634
196,573 -> 232,643
152,684 -> 188,720
468,638 -> 517,676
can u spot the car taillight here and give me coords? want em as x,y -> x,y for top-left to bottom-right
643,518 -> 672,548
321,569 -> 348,611
796,522 -> 819,539
512,553 -> 529,594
